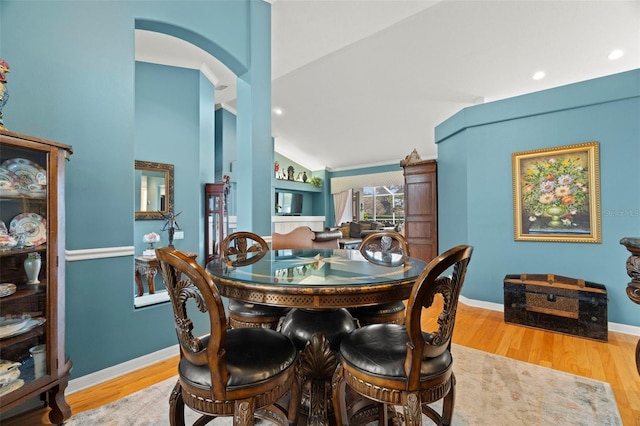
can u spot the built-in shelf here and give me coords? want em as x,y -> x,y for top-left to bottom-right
272,216 -> 325,232
274,179 -> 322,193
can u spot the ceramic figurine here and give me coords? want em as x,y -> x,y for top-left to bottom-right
0,58 -> 9,130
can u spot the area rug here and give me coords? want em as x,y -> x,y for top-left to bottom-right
66,345 -> 622,425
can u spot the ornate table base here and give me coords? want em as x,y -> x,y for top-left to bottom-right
280,308 -> 356,426
620,237 -> 640,376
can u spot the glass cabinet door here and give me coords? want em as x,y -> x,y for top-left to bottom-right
205,183 -> 228,264
0,130 -> 72,424
0,145 -> 50,387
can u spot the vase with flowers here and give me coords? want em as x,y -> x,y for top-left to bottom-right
142,232 -> 160,257
521,155 -> 589,228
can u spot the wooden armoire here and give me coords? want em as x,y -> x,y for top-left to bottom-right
401,157 -> 438,262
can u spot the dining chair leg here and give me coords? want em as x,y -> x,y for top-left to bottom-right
402,392 -> 422,426
169,380 -> 185,426
234,398 -> 255,425
288,370 -> 302,425
441,373 -> 456,426
331,364 -> 349,426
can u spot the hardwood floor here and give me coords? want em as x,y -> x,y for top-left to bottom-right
5,302 -> 640,425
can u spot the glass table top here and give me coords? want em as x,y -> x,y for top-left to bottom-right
206,249 -> 428,288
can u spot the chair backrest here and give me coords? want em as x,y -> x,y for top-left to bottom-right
155,247 -> 230,399
403,245 -> 473,388
221,231 -> 269,257
359,231 -> 410,265
272,226 -> 315,250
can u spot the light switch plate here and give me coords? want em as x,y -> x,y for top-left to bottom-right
174,231 -> 184,240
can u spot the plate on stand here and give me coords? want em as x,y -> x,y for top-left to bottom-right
1,158 -> 46,196
9,213 -> 47,246
0,317 -> 46,340
0,167 -> 21,196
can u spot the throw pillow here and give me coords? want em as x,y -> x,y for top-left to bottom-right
349,222 -> 361,238
339,223 -> 350,239
359,222 -> 372,231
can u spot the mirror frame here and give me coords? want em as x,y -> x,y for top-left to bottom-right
135,160 -> 174,220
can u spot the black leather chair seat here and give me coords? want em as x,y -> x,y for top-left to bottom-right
349,301 -> 405,316
179,327 -> 298,390
339,324 -> 451,378
280,308 -> 355,351
228,299 -> 289,318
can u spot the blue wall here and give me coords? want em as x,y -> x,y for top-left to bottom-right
0,0 -> 271,378
436,70 -> 640,326
215,108 -> 238,216
134,61 -> 215,282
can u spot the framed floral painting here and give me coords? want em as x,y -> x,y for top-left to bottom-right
512,142 -> 601,243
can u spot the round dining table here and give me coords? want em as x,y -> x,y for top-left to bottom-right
206,248 -> 429,426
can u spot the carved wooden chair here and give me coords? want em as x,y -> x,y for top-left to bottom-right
221,232 -> 290,330
349,231 -> 411,326
155,247 -> 300,426
332,245 -> 473,426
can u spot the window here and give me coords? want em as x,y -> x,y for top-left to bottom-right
361,185 -> 404,224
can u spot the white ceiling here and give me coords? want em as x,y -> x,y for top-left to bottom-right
136,0 -> 640,171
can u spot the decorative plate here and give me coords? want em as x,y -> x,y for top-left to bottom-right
0,359 -> 21,375
0,283 -> 16,298
0,234 -> 17,250
0,316 -> 31,336
0,317 -> 45,340
1,158 -> 46,195
0,367 -> 21,387
0,220 -> 7,235
9,213 -> 47,246
0,167 -> 20,196
0,379 -> 24,396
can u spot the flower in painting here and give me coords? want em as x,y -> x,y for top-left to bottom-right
540,181 -> 555,193
555,186 -> 571,197
520,152 -> 589,225
538,193 -> 555,204
557,174 -> 573,186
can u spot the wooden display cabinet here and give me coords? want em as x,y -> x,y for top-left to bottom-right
0,130 -> 73,424
204,182 -> 229,264
401,158 -> 438,262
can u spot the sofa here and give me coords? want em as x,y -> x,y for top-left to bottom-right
335,220 -> 400,241
272,226 -> 342,250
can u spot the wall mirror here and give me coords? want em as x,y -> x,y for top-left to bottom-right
135,160 -> 174,220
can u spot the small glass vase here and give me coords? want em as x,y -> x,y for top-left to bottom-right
24,252 -> 41,284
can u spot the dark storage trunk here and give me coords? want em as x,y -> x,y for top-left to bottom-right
504,274 -> 608,342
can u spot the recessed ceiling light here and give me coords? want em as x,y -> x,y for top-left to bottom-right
273,107 -> 283,115
608,49 -> 624,60
532,71 -> 546,81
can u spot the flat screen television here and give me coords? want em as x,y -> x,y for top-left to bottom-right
276,191 -> 303,215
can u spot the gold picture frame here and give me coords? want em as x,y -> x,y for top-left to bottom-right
512,142 -> 601,243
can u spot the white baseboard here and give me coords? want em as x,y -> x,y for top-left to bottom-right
68,297 -> 640,394
67,344 -> 179,395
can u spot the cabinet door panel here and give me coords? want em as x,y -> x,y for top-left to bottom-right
403,160 -> 437,262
